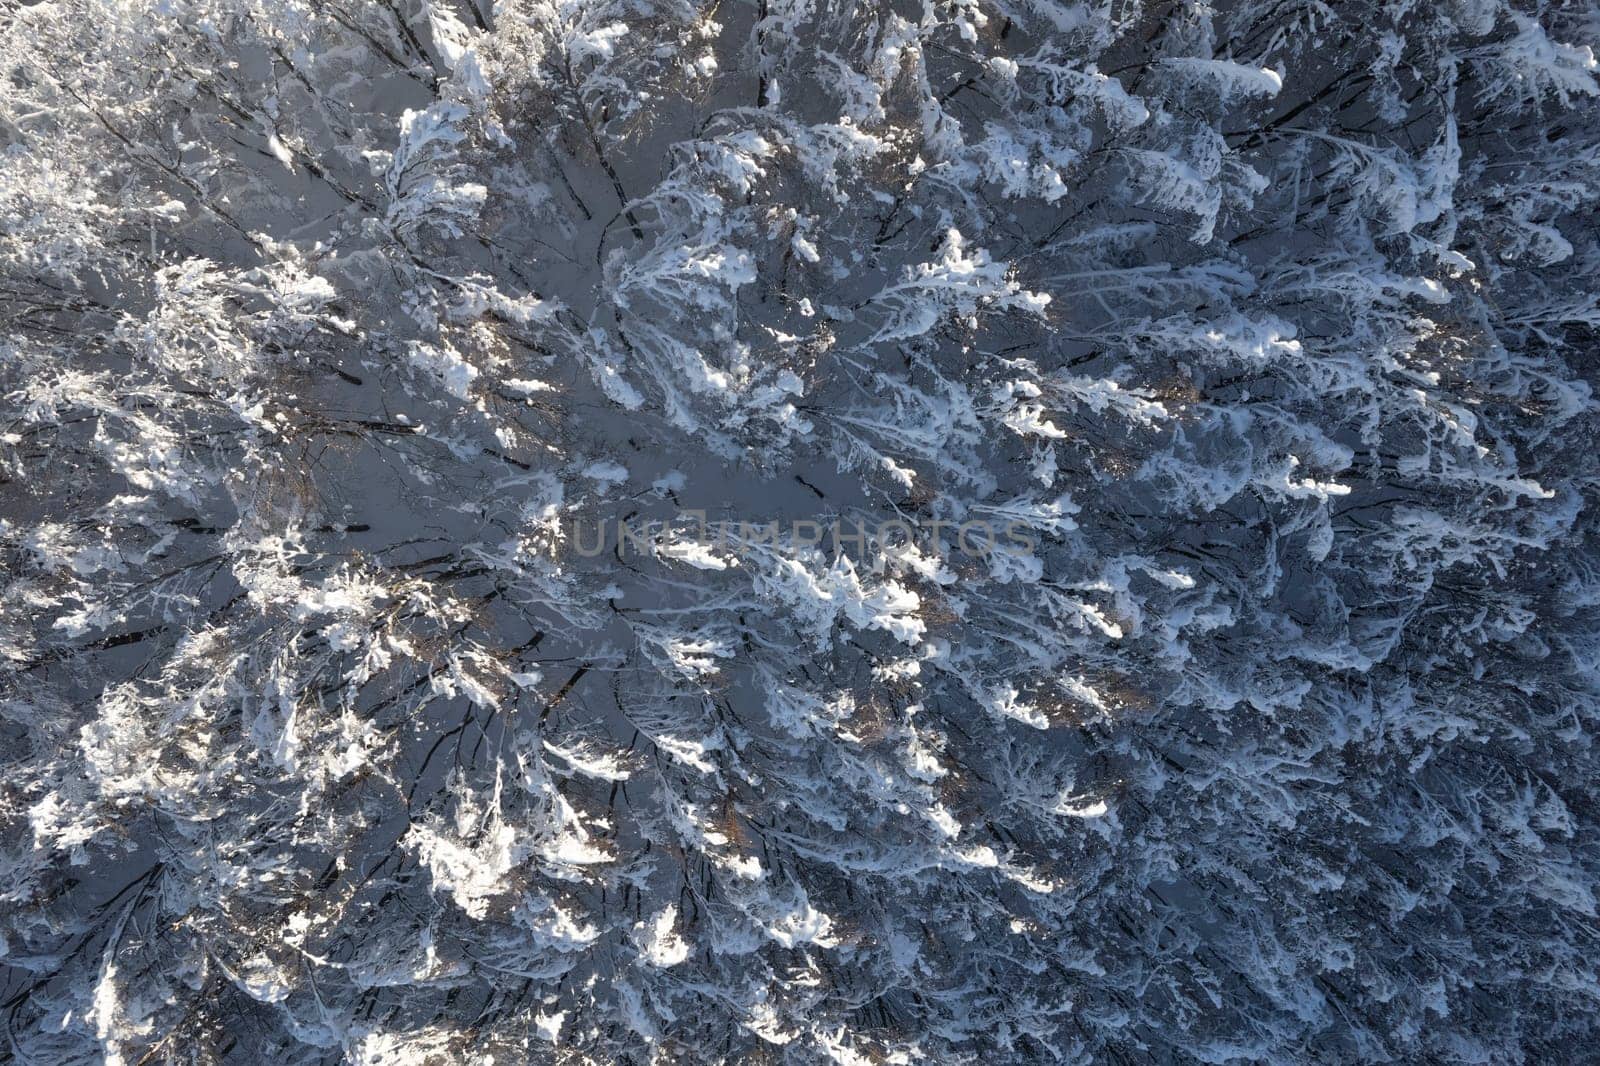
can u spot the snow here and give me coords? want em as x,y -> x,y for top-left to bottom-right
6,0 -> 1600,1061
633,906 -> 691,967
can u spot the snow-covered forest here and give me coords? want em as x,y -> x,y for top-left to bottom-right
2,0 -> 1599,1060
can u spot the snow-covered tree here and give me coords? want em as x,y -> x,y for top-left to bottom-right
2,0 -> 1599,1061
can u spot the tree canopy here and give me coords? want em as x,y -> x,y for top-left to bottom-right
1,0 -> 1598,1061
